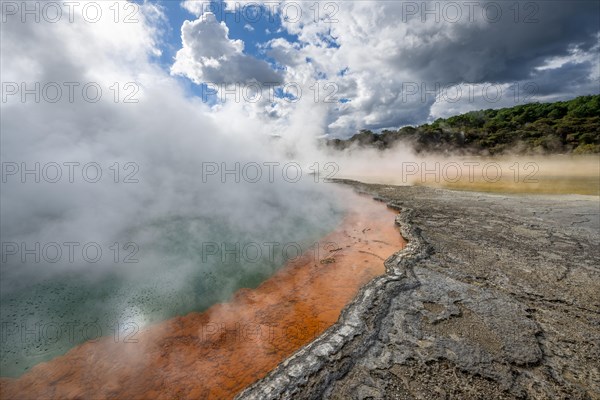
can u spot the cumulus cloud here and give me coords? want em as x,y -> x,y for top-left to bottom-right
246,0 -> 600,135
171,12 -> 283,84
172,1 -> 599,135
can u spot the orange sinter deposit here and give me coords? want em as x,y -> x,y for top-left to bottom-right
0,192 -> 405,400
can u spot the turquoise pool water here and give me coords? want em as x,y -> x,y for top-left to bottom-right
0,184 -> 345,377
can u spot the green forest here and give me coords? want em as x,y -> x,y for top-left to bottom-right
327,95 -> 600,154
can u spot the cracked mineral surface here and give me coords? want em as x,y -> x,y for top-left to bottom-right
237,181 -> 600,400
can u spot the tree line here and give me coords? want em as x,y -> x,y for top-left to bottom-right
326,95 -> 600,154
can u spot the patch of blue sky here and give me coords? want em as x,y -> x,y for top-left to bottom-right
274,86 -> 299,102
316,30 -> 340,48
338,67 -> 349,77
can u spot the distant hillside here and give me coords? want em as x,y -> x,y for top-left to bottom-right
326,95 -> 600,155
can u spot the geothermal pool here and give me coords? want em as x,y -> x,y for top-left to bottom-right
0,190 -> 405,399
0,184 -> 345,377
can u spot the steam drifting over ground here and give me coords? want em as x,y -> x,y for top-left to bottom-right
1,0 -> 598,391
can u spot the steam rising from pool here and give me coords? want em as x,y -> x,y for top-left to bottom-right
1,181 -> 345,376
0,3 -> 350,376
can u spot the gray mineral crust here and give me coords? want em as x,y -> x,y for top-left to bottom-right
236,181 -> 600,400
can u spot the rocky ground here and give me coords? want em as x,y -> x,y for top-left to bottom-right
237,181 -> 600,400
